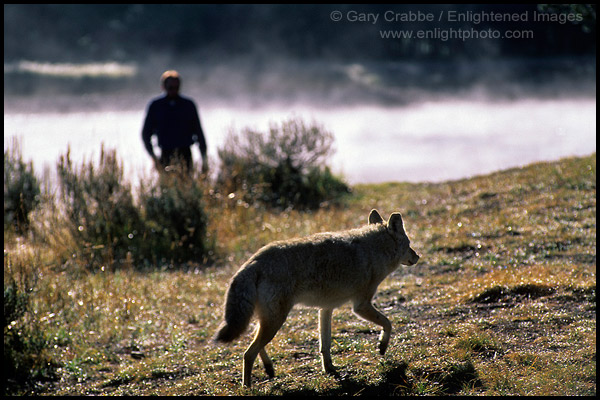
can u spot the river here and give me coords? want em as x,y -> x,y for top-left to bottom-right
4,97 -> 596,187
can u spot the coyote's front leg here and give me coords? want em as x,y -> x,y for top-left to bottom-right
352,300 -> 392,355
319,308 -> 336,374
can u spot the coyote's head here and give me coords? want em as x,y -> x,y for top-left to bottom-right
369,209 -> 420,266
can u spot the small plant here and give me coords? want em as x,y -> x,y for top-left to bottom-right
455,329 -> 502,357
4,139 -> 41,233
217,117 -> 350,209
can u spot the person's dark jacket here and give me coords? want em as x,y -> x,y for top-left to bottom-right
142,94 -> 207,157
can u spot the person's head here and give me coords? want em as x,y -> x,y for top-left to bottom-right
161,70 -> 181,98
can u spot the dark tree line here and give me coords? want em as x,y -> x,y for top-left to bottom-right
4,4 -> 596,63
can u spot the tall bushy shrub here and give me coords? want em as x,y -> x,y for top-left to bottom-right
139,173 -> 211,266
56,146 -> 212,270
57,146 -> 144,270
217,117 -> 350,209
4,141 -> 41,233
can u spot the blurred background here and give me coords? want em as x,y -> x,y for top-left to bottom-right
3,4 -> 596,184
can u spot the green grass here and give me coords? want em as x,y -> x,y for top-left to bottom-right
4,153 -> 596,395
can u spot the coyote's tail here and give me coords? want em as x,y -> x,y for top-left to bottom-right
214,266 -> 258,343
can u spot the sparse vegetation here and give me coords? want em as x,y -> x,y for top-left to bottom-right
3,144 -> 596,395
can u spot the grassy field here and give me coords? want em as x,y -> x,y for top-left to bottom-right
4,153 -> 596,395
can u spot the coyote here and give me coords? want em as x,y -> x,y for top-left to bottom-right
214,209 -> 419,387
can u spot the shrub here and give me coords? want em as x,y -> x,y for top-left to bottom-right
57,146 -> 145,270
217,117 -> 350,209
139,173 -> 212,266
55,146 -> 212,270
4,140 -> 41,233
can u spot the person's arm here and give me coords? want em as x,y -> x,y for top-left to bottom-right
142,102 -> 160,168
191,103 -> 208,172
199,140 -> 208,173
197,131 -> 208,173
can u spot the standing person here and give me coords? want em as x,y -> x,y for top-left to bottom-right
142,70 -> 208,175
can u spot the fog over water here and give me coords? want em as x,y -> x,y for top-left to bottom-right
4,57 -> 597,187
3,97 -> 596,186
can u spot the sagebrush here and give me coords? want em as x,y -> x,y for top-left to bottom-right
217,117 -> 350,209
4,140 -> 41,233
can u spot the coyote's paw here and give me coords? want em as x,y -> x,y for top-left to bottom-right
264,363 -> 275,378
322,361 -> 337,375
379,340 -> 389,355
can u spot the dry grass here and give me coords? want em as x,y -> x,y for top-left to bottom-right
4,153 -> 595,395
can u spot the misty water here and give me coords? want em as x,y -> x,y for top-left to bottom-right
4,60 -> 596,187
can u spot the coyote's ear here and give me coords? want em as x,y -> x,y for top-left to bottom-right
388,213 -> 405,235
369,209 -> 384,224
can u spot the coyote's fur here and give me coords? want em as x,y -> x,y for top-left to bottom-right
214,209 -> 419,387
